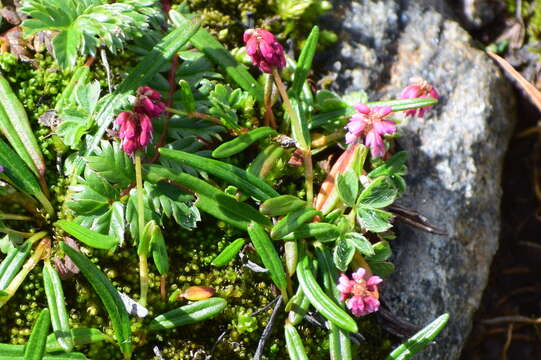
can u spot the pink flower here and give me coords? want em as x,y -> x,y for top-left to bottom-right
243,28 -> 286,74
345,103 -> 396,158
337,267 -> 382,317
400,77 -> 439,117
135,86 -> 165,118
115,111 -> 153,156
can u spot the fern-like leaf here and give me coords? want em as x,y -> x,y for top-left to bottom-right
21,0 -> 161,68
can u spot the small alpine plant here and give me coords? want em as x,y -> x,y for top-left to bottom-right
0,2 -> 448,359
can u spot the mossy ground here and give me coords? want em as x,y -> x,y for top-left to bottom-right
0,4 -> 394,358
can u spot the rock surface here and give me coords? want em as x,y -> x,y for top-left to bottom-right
320,1 -> 515,359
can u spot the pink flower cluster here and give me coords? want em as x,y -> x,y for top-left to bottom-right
243,28 -> 286,74
337,267 -> 382,317
345,104 -> 396,158
115,86 -> 165,156
400,77 -> 439,117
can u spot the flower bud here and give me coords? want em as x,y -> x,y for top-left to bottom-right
243,29 -> 286,73
400,77 -> 439,117
135,86 -> 165,118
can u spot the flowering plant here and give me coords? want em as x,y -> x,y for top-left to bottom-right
0,2 -> 448,359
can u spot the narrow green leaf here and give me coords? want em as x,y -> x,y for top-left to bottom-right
212,127 -> 277,159
357,177 -> 397,209
60,243 -> 132,358
289,96 -> 311,150
296,253 -> 358,332
145,165 -> 270,230
178,79 -> 196,113
336,169 -> 359,207
386,313 -> 449,360
284,323 -> 309,360
0,241 -> 31,290
329,322 -> 352,360
247,144 -> 286,179
45,328 -> 110,353
248,222 -> 288,295
43,263 -> 73,352
0,75 -> 45,181
159,148 -> 279,201
270,208 -> 321,240
150,225 -> 169,275
291,26 -> 319,97
369,97 -> 438,112
55,220 -> 118,251
0,138 -> 42,198
281,223 -> 341,242
345,232 -> 374,256
169,11 -> 264,103
260,195 -> 306,217
333,238 -> 355,271
287,286 -> 310,326
211,238 -> 245,267
149,298 -> 227,332
24,308 -> 51,360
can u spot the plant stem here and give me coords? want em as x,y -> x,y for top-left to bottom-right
272,68 -> 314,203
0,227 -> 37,237
0,213 -> 33,221
34,191 -> 55,218
263,74 -> 277,129
165,107 -> 223,127
0,237 -> 50,309
135,152 -> 148,306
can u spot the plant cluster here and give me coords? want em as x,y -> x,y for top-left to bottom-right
0,0 -> 448,359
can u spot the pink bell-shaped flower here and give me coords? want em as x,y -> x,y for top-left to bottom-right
243,28 -> 286,74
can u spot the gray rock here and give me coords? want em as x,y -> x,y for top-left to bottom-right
320,1 -> 515,359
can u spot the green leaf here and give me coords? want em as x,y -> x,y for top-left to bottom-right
56,111 -> 93,149
277,0 -> 314,19
86,141 -> 135,187
212,127 -> 277,159
24,308 -> 51,360
82,19 -> 201,167
22,0 -> 160,69
138,221 -> 155,257
336,169 -> 359,207
368,97 -> 438,112
260,195 -> 306,217
52,25 -> 81,69
287,286 -> 310,325
169,11 -> 264,103
0,75 -> 45,179
55,66 -> 90,112
45,328 -> 109,353
314,90 -> 349,113
270,208 -> 321,240
207,85 -> 254,131
60,243 -> 132,358
357,177 -> 398,209
280,222 -> 341,242
284,323 -> 309,360
0,233 -> 23,255
43,262 -> 73,352
151,225 -> 169,276
178,79 -> 196,113
0,139 -> 52,214
55,220 -> 118,251
291,26 -> 319,97
357,207 -> 393,233
296,253 -> 358,333
126,188 -> 161,242
368,151 -> 407,178
386,313 -> 449,360
159,148 -> 279,201
0,240 -> 31,290
144,181 -> 199,229
211,238 -> 245,267
68,169 -> 118,215
329,322 -> 352,360
333,238 -> 355,271
247,144 -> 286,180
247,222 -> 288,295
74,201 -> 126,245
367,261 -> 395,277
345,232 -> 374,256
149,298 -> 227,332
368,241 -> 392,261
145,165 -> 270,230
